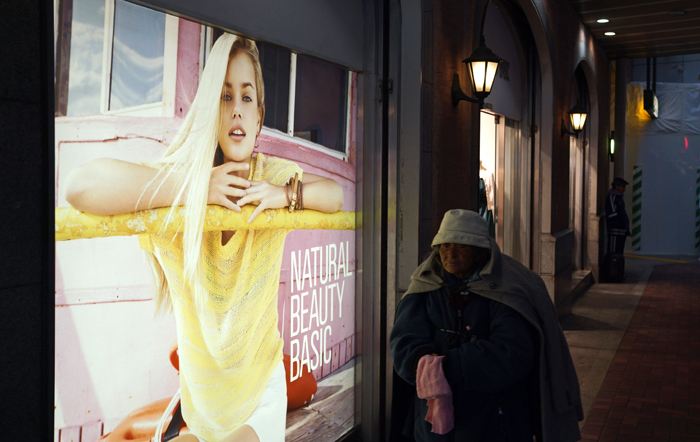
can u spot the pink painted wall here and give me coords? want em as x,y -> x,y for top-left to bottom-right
54,18 -> 357,438
174,19 -> 201,119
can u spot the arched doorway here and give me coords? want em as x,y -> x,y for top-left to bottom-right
480,0 -> 541,268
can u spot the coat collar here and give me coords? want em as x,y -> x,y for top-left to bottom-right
404,237 -> 503,298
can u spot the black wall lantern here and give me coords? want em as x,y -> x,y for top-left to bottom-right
452,35 -> 503,108
561,103 -> 588,137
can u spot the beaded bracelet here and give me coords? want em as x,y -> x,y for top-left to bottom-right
296,181 -> 303,211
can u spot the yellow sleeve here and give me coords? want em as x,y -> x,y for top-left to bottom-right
138,234 -> 154,252
255,153 -> 303,186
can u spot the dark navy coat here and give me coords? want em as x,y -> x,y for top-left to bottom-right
390,285 -> 538,442
605,188 -> 630,236
390,239 -> 583,442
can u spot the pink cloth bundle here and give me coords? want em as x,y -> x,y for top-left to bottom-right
416,354 -> 454,434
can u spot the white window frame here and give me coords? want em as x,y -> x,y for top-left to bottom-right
99,0 -> 178,117
199,26 -> 215,80
284,54 -> 352,161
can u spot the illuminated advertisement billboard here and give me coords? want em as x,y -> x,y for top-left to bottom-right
54,1 -> 357,440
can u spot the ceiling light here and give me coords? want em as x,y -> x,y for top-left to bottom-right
605,32 -> 616,36
597,19 -> 609,23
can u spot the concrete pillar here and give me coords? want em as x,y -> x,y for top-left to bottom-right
614,58 -> 627,180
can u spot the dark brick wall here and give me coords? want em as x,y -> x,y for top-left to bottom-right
420,0 -> 481,256
0,0 -> 52,439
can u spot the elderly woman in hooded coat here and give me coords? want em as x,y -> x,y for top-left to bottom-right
390,210 -> 582,442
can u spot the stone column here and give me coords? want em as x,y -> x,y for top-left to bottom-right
614,58 -> 627,180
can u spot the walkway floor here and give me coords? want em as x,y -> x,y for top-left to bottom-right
562,255 -> 700,442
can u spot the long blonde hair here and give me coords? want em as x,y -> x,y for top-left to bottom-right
145,33 -> 266,313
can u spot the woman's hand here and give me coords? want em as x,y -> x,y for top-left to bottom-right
207,162 -> 251,212
236,180 -> 288,223
214,170 -> 344,224
234,173 -> 345,223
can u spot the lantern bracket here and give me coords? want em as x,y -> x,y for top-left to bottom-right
561,119 -> 579,138
452,74 -> 483,107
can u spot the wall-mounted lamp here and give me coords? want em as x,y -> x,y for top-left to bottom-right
561,103 -> 588,137
644,58 -> 658,118
452,36 -> 502,108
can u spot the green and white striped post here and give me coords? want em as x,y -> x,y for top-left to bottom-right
695,168 -> 700,252
631,166 -> 642,252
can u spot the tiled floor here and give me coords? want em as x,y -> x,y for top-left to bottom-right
562,256 -> 700,442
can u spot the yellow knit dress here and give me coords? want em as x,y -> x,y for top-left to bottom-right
139,153 -> 302,441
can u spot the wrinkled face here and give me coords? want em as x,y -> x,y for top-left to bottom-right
218,51 -> 262,166
439,243 -> 480,279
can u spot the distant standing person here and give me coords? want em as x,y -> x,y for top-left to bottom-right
605,177 -> 630,255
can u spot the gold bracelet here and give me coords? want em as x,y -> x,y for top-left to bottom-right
288,173 -> 299,212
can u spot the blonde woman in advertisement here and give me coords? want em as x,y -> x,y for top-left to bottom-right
65,34 -> 343,442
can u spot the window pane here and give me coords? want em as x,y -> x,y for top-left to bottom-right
109,0 -> 165,111
294,55 -> 348,152
66,0 -> 105,116
212,28 -> 225,45
258,42 -> 290,133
